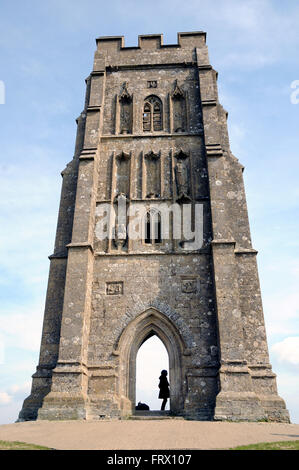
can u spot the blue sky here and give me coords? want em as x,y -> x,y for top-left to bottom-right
0,0 -> 298,424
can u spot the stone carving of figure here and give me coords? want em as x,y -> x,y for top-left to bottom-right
114,223 -> 127,249
172,80 -> 186,133
119,82 -> 132,134
175,159 -> 190,199
145,151 -> 160,198
120,103 -> 131,134
113,192 -> 127,250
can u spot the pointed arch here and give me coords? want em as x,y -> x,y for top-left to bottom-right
115,308 -> 186,415
143,95 -> 163,132
136,334 -> 169,410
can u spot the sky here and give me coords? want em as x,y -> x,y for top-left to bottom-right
0,0 -> 298,424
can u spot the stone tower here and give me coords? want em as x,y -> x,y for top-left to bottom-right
19,32 -> 289,422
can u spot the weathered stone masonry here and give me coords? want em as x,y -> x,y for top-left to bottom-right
19,32 -> 289,422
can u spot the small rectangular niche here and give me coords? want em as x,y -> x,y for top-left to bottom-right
106,281 -> 124,295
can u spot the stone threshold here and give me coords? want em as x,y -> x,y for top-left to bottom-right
130,410 -> 184,420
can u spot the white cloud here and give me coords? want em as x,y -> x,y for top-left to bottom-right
34,0 -> 299,68
217,51 -> 276,69
254,256 -> 299,344
0,392 -> 12,405
214,0 -> 299,62
0,155 -> 55,355
0,151 -> 62,289
0,335 -> 4,364
271,337 -> 299,366
0,382 -> 31,424
0,400 -> 21,424
263,289 -> 299,338
274,371 -> 299,424
0,382 -> 31,404
0,302 -> 44,352
7,382 -> 31,400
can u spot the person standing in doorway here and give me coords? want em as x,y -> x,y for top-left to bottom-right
158,370 -> 170,410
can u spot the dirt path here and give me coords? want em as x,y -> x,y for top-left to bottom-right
0,420 -> 299,450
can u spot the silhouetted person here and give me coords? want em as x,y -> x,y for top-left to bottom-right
158,370 -> 169,410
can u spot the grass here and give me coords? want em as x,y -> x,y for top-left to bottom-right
1,438 -> 298,451
0,440 -> 52,450
230,440 -> 299,450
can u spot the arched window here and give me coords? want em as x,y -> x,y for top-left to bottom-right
143,96 -> 163,132
144,210 -> 162,244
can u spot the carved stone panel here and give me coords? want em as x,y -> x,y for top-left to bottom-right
181,278 -> 198,293
147,80 -> 157,88
106,281 -> 124,295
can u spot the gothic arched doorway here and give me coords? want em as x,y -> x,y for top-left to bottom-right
115,308 -> 186,416
136,334 -> 169,411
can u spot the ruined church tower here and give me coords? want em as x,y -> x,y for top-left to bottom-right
19,32 -> 289,422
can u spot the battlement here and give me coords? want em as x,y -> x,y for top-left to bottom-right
96,31 -> 207,52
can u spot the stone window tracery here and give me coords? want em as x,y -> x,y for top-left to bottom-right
143,96 -> 163,132
144,210 -> 162,244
